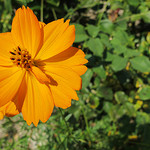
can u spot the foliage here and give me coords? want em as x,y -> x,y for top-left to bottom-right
1,0 -> 150,149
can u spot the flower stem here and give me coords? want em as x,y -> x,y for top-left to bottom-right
58,108 -> 71,135
40,0 -> 44,22
52,8 -> 57,20
58,108 -> 79,144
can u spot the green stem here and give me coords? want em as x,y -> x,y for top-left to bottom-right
128,141 -> 150,147
79,100 -> 91,141
58,108 -> 79,144
40,0 -> 44,22
97,2 -> 108,25
59,108 -> 71,135
115,11 -> 150,23
52,8 -> 57,20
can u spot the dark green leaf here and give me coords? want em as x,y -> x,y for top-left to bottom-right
86,24 -> 100,37
93,65 -> 106,80
130,56 -> 150,72
115,91 -> 128,104
74,24 -> 89,43
111,56 -> 128,71
100,19 -> 114,34
86,38 -> 104,57
81,69 -> 93,89
139,86 -> 150,100
97,86 -> 113,100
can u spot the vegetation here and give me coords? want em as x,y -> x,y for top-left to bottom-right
1,0 -> 150,149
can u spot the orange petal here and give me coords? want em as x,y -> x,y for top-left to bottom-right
49,73 -> 79,100
43,47 -> 88,65
22,72 -> 54,126
39,21 -> 46,28
0,69 -> 26,118
71,65 -> 88,76
36,19 -> 75,60
0,32 -> 15,66
0,102 -> 9,119
11,6 -> 43,58
0,100 -> 20,119
0,68 -> 25,107
50,85 -> 72,109
5,101 -> 20,117
14,75 -> 27,112
0,66 -> 20,82
44,65 -> 82,90
0,112 -> 4,120
31,66 -> 50,84
41,47 -> 88,76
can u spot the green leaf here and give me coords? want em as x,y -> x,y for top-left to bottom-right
123,102 -> 136,117
124,49 -> 140,58
126,0 -> 140,7
16,0 -> 33,5
143,12 -> 150,23
93,65 -> 106,80
100,19 -> 114,34
139,86 -> 150,100
97,86 -> 113,100
105,52 -> 115,61
4,0 -> 12,13
89,96 -> 100,109
81,69 -> 93,89
74,24 -> 89,43
103,102 -> 113,114
86,24 -> 100,38
65,114 -> 72,121
136,112 -> 150,125
111,56 -> 128,72
112,29 -> 129,46
80,0 -> 100,8
115,91 -> 128,104
100,33 -> 112,49
46,0 -> 60,7
130,56 -> 150,72
86,38 -> 104,57
109,105 -> 122,121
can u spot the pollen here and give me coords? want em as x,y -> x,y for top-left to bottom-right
10,46 -> 33,70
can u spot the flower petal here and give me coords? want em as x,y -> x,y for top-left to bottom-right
71,65 -> 88,76
0,68 -> 25,107
44,47 -> 88,65
44,65 -> 82,90
0,32 -> 15,66
49,73 -> 79,109
0,102 -> 9,119
0,66 -> 20,81
39,21 -> 46,28
32,66 -> 50,84
0,100 -> 20,119
43,47 -> 88,75
36,19 -> 75,60
5,101 -> 20,117
11,6 -> 43,58
22,72 -> 54,126
50,86 -> 72,109
0,67 -> 26,118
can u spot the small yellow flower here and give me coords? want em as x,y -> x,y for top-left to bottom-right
128,135 -> 138,140
126,62 -> 130,70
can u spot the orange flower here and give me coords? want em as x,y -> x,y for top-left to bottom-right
0,6 -> 88,126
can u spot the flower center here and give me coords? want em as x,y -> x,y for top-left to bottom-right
10,46 -> 33,70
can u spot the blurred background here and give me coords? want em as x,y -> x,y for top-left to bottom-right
1,0 -> 150,149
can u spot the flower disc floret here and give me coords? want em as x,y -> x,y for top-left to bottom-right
10,46 -> 33,69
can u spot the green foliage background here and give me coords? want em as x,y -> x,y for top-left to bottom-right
1,0 -> 150,149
